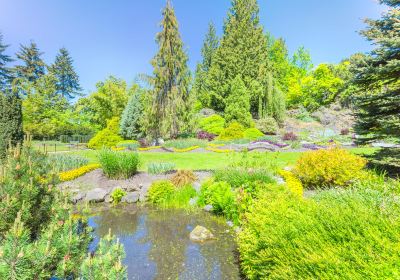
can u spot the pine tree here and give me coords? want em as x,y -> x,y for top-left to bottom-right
207,0 -> 267,113
14,41 -> 46,83
354,0 -> 400,143
120,88 -> 144,140
0,32 -> 13,90
49,47 -> 81,99
147,0 -> 191,140
194,22 -> 219,107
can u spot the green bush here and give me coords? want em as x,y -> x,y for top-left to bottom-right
98,149 -> 140,179
147,180 -> 176,205
213,168 -> 275,189
88,117 -> 124,150
294,148 -> 367,189
255,117 -> 278,135
110,188 -> 127,204
243,128 -> 264,140
116,140 -> 139,150
218,121 -> 245,140
238,186 -> 400,279
198,114 -> 226,135
147,162 -> 176,175
47,154 -> 89,172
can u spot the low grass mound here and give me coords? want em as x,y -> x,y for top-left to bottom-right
98,149 -> 140,179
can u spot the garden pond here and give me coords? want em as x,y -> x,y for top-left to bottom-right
87,205 -> 242,280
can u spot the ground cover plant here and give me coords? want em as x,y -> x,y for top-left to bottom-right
147,162 -> 176,174
59,163 -> 101,182
98,149 -> 140,179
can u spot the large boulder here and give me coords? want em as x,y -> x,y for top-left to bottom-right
85,188 -> 109,203
121,192 -> 139,203
190,225 -> 215,242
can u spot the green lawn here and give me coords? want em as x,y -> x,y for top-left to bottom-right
69,147 -> 378,171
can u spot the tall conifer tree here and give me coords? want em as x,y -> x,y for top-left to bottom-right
49,47 -> 81,99
0,32 -> 13,90
14,41 -> 46,83
147,0 -> 191,140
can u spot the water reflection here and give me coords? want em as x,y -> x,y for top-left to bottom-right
88,205 -> 241,280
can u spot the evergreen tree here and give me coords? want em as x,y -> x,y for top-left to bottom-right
207,0 -> 267,113
0,91 -> 23,159
146,0 -> 191,140
14,41 -> 46,83
194,22 -> 219,107
354,0 -> 400,143
120,87 -> 144,139
49,47 -> 81,99
225,75 -> 252,127
0,32 -> 13,90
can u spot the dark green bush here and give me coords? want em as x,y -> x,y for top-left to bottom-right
98,149 -> 140,179
238,185 -> 400,279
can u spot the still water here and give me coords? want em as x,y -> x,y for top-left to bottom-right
88,205 -> 242,280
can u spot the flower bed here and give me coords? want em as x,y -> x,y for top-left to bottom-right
205,147 -> 234,153
172,146 -> 200,152
59,163 -> 101,182
207,143 -> 225,148
138,146 -> 162,151
251,139 -> 289,148
302,143 -> 326,150
111,146 -> 126,151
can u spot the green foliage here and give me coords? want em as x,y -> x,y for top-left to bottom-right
144,1 -> 192,140
98,149 -> 140,179
79,231 -> 127,279
213,167 -> 275,189
225,75 -> 253,127
218,121 -> 245,140
110,188 -> 127,204
255,117 -> 278,135
88,117 -> 123,150
238,185 -> 400,279
48,47 -> 81,100
120,89 -> 144,140
170,170 -> 197,188
147,180 -> 176,205
14,41 -> 45,83
163,138 -> 207,149
147,162 -> 176,175
47,153 -> 89,172
0,32 -> 13,89
243,128 -> 264,140
116,140 -> 139,150
294,148 -> 367,189
198,114 -> 225,135
0,92 -> 23,159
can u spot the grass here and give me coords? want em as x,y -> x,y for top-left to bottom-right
32,140 -> 86,152
68,147 -> 378,171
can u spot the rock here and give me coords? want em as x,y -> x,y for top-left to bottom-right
85,188 -> 109,203
283,166 -> 293,172
199,108 -> 215,117
105,195 -> 113,203
189,226 -> 215,242
122,185 -> 139,192
274,176 -> 285,185
203,205 -> 213,212
226,221 -> 234,227
71,192 -> 85,204
121,192 -> 139,203
189,197 -> 198,206
192,181 -> 201,192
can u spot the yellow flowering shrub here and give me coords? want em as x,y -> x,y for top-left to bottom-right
294,148 -> 367,189
205,147 -> 234,153
111,146 -> 126,151
59,164 -> 101,182
172,146 -> 200,152
279,170 -> 303,197
138,146 -> 161,151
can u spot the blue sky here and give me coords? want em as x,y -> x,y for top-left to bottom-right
0,0 -> 385,94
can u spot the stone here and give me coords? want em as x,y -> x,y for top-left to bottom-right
71,192 -> 85,204
226,221 -> 234,227
189,226 -> 215,242
85,188 -> 109,203
192,181 -> 201,192
189,197 -> 198,206
121,192 -> 139,203
122,185 -> 139,192
203,205 -> 213,212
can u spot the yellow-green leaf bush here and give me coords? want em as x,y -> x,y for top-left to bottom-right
279,170 -> 303,197
199,114 -> 226,135
243,128 -> 264,140
293,148 -> 367,189
88,117 -> 123,150
218,121 -> 245,140
110,188 -> 126,204
147,180 -> 176,205
238,185 -> 400,279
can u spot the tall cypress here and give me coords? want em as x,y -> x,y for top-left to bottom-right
207,0 -> 267,112
0,32 -> 13,90
147,0 -> 191,140
49,47 -> 81,99
194,22 -> 219,107
14,41 -> 46,83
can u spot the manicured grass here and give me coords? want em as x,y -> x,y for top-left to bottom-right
69,147 -> 378,171
32,141 -> 86,152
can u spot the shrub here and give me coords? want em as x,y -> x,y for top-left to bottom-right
196,131 -> 216,141
147,180 -> 175,205
243,128 -> 264,140
340,128 -> 350,135
88,117 -> 124,150
110,188 -> 126,204
279,170 -> 303,197
218,121 -> 245,140
198,114 -> 226,135
98,149 -> 140,179
59,164 -> 101,182
255,117 -> 278,135
170,170 -> 197,188
163,138 -> 207,149
238,186 -> 400,279
48,154 -> 89,172
213,168 -> 275,189
147,162 -> 176,175
294,148 -> 367,189
282,131 -> 298,141
116,140 -> 139,150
